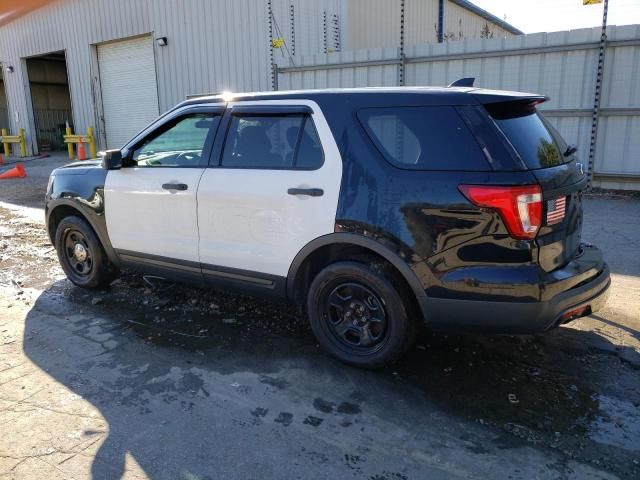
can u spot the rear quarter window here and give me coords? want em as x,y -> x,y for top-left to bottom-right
357,106 -> 490,171
485,103 -> 569,170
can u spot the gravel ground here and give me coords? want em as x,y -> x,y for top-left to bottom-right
0,163 -> 639,479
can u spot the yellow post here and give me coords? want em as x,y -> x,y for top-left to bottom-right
1,128 -> 9,157
87,126 -> 97,158
18,128 -> 26,158
66,126 -> 74,160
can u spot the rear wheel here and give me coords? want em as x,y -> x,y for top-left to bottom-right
307,261 -> 414,368
54,216 -> 115,289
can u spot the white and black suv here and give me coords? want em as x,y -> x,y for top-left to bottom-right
46,86 -> 610,368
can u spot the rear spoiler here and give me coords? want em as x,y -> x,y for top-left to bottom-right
480,94 -> 549,120
472,89 -> 548,105
447,79 -> 548,105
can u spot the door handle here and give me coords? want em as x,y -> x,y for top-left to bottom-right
287,188 -> 324,197
162,183 -> 188,191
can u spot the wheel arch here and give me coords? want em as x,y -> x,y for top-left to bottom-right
286,233 -> 428,320
47,200 -> 119,266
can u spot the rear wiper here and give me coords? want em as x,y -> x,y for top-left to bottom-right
564,144 -> 577,157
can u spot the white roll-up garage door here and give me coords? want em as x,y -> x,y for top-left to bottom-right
98,36 -> 159,148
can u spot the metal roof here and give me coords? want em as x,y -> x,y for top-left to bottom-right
449,0 -> 524,35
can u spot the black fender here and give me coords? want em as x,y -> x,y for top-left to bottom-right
45,165 -> 120,267
286,232 -> 429,319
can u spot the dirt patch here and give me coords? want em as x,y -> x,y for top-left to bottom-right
0,207 -> 63,290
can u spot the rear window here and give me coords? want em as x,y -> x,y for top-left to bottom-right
486,102 -> 568,170
358,106 -> 490,171
221,114 -> 323,169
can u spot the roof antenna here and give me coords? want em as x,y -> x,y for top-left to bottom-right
448,77 -> 475,87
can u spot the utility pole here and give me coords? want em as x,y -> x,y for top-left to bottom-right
267,0 -> 276,91
399,0 -> 405,86
587,0 -> 608,188
289,4 -> 295,57
437,0 -> 444,43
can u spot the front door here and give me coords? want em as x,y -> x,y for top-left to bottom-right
197,100 -> 343,283
105,108 -> 222,269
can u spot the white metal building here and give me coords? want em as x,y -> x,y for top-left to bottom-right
0,0 -> 519,155
276,24 -> 640,191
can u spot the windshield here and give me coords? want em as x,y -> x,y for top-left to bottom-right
486,102 -> 569,170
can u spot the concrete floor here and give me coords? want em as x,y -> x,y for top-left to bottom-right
0,153 -> 70,209
0,159 -> 638,479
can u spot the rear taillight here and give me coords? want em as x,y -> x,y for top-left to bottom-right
458,184 -> 543,240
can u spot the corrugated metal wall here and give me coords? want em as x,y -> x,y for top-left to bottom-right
343,0 -> 515,51
0,0 -> 520,154
271,0 -> 343,57
444,1 -> 512,41
0,0 -> 271,153
277,24 -> 640,190
343,0 -> 401,51
268,0 -> 518,59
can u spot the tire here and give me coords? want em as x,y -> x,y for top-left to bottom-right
54,215 -> 116,289
307,261 -> 415,369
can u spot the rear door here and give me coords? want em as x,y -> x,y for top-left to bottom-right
196,100 -> 342,286
484,100 -> 587,271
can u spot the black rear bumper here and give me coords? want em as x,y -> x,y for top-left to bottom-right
422,245 -> 610,334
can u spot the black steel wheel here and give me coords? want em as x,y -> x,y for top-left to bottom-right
63,229 -> 93,277
323,282 -> 388,353
54,215 -> 116,289
307,261 -> 414,368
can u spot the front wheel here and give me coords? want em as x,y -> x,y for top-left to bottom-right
54,215 -> 116,289
307,261 -> 414,369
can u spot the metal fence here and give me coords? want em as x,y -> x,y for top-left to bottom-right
276,24 -> 640,190
0,108 -> 9,131
33,108 -> 72,151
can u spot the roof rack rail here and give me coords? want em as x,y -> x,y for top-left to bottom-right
185,91 -> 224,99
448,77 -> 475,88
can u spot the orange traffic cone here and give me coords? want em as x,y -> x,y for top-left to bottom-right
77,140 -> 87,161
0,163 -> 26,180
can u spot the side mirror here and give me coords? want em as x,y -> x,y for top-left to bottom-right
100,149 -> 123,170
564,144 -> 577,157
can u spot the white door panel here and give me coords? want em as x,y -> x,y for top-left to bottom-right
197,100 -> 342,277
105,168 -> 204,262
198,171 -> 338,276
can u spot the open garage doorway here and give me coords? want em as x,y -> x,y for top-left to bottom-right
0,68 -> 10,133
25,51 -> 73,153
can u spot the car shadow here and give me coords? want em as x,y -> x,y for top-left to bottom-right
22,278 -> 640,478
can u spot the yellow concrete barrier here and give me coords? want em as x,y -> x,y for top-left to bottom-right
63,126 -> 97,160
64,126 -> 98,160
1,128 -> 27,158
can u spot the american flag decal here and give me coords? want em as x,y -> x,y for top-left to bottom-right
546,196 -> 566,225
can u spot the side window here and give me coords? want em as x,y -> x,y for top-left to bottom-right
132,113 -> 219,167
221,114 -> 323,169
358,106 -> 490,171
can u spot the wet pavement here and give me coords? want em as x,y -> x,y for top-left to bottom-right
0,159 -> 639,479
